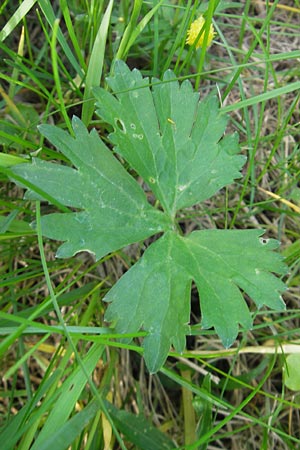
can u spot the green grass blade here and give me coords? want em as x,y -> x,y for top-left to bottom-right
181,369 -> 197,445
3,334 -> 50,380
0,0 -> 37,42
115,0 -> 143,61
104,400 -> 175,450
32,400 -> 102,450
81,0 -> 114,125
115,0 -> 165,62
30,343 -> 104,448
194,0 -> 218,90
60,0 -> 87,71
162,0 -> 194,74
1,166 -> 71,212
38,0 -> 84,77
221,81 -> 300,113
50,19 -> 73,133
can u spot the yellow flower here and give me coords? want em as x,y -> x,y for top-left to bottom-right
186,15 -> 215,49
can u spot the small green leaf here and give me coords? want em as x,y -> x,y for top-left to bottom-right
0,152 -> 28,167
284,354 -> 300,391
284,353 -> 300,391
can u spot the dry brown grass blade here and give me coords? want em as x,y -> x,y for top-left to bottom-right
258,186 -> 300,214
252,1 -> 300,14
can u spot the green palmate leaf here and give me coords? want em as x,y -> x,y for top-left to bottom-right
11,116 -> 171,260
105,230 -> 286,373
94,60 -> 245,218
10,62 -> 287,372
